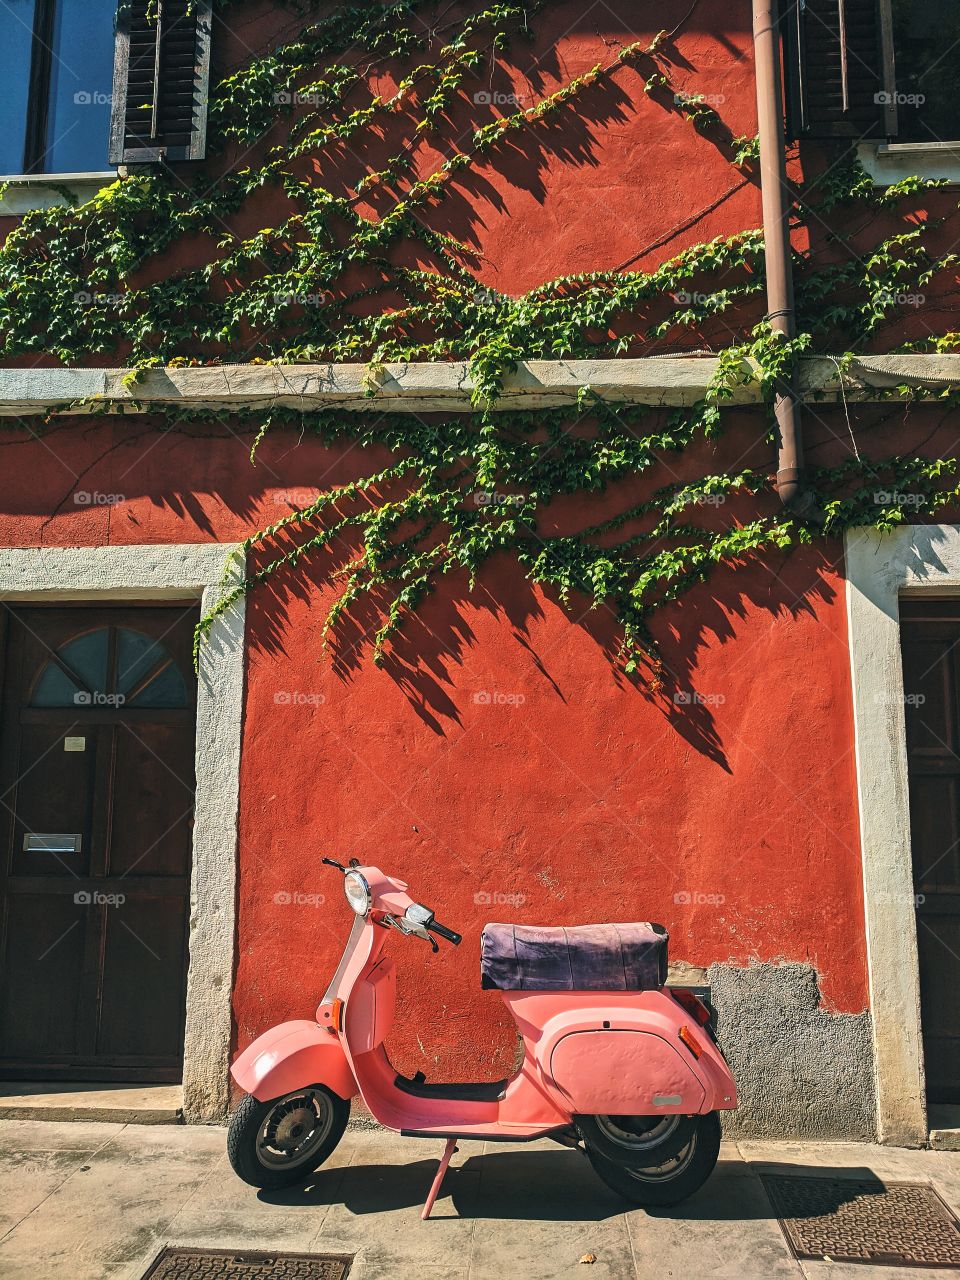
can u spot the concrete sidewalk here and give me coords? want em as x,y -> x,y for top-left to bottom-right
2,1120 -> 960,1280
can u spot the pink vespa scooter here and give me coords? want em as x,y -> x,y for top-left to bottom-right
228,859 -> 738,1214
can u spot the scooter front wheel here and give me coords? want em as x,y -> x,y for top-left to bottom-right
227,1085 -> 350,1189
583,1111 -> 721,1207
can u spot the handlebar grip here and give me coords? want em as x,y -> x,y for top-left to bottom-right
427,920 -> 462,946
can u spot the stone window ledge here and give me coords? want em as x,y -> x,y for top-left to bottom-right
0,355 -> 956,416
0,172 -> 117,216
857,141 -> 960,186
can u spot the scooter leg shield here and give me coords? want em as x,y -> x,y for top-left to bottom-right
231,1019 -> 357,1102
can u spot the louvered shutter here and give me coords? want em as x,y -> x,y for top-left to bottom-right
109,0 -> 212,164
783,0 -> 894,139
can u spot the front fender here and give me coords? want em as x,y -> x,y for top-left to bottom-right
231,1020 -> 357,1102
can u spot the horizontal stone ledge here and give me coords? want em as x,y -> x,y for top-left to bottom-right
0,355 -> 957,416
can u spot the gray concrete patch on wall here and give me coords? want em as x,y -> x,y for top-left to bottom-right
708,961 -> 877,1141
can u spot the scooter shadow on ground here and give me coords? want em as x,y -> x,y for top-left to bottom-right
256,1153 -> 882,1221
641,1163 -> 886,1222
258,1150 -> 619,1221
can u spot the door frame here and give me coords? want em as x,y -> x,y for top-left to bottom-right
845,523 -> 960,1146
0,544 -> 245,1121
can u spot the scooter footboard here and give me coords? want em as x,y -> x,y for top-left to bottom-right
231,1019 -> 357,1102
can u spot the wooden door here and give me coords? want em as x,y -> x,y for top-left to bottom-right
900,599 -> 960,1105
0,605 -> 197,1081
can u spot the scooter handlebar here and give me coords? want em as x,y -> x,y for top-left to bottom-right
426,919 -> 462,946
321,862 -> 461,944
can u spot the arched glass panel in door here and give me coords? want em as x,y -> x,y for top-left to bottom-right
31,627 -> 189,709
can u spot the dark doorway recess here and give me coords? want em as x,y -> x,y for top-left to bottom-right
0,604 -> 197,1082
900,598 -> 960,1107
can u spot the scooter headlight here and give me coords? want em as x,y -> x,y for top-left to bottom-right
344,871 -> 372,916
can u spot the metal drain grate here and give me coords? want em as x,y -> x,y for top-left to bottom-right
140,1248 -> 352,1279
761,1175 -> 960,1269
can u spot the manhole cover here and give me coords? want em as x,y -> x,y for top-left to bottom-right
141,1248 -> 352,1279
761,1175 -> 960,1268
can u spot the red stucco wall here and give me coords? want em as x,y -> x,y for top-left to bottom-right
0,0 -> 908,1082
0,412 -> 868,1081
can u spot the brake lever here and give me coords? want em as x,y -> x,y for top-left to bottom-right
387,913 -> 440,952
321,857 -> 346,872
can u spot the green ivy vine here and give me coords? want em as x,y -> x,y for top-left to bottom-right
1,1 -> 959,675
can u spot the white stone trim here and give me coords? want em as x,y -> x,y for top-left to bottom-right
0,354 -> 958,415
858,141 -> 960,187
0,543 -> 244,1122
845,524 -> 960,1145
0,173 -> 117,216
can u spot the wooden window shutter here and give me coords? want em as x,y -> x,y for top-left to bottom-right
783,0 -> 893,139
109,0 -> 212,164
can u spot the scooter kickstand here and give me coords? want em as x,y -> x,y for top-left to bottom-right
421,1137 -> 458,1220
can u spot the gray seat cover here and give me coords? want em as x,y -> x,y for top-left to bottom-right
480,922 -> 668,992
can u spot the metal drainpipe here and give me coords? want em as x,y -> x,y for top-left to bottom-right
753,0 -> 815,516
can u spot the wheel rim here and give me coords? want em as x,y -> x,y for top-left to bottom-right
615,1127 -> 701,1183
595,1114 -> 683,1153
255,1088 -> 334,1171
618,1133 -> 699,1182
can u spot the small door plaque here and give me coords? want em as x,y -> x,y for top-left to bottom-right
63,736 -> 86,752
23,834 -> 82,854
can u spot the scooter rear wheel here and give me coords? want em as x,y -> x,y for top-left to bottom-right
227,1086 -> 350,1189
583,1111 -> 721,1207
576,1112 -> 698,1165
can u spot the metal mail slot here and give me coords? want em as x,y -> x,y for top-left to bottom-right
23,834 -> 82,854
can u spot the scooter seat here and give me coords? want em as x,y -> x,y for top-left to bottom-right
480,922 -> 668,992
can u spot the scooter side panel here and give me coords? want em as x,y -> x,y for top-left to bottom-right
503,990 -> 738,1114
550,1030 -> 705,1114
231,1019 -> 358,1102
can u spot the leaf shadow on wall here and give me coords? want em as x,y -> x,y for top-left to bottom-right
242,538 -> 839,772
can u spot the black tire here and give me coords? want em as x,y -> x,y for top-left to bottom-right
584,1111 -> 722,1207
227,1086 -> 349,1190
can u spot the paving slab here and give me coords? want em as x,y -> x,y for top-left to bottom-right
739,1141 -> 960,1280
153,1167 -> 331,1256
0,1082 -> 183,1124
147,1140 -> 358,1266
0,1116 -> 126,1150
737,1139 -> 960,1203
2,1121 -> 960,1280
314,1131 -> 480,1273
626,1161 -> 802,1279
462,1140 -> 634,1280
0,1118 -> 126,1237
0,1123 -> 222,1280
930,1105 -> 960,1151
0,1146 -> 100,1237
800,1265 -> 960,1280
